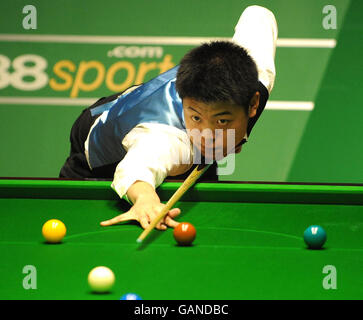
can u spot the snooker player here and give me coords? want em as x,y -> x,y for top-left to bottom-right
59,5 -> 278,230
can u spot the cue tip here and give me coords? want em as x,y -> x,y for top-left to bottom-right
136,238 -> 142,244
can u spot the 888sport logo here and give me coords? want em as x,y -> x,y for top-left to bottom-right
0,46 -> 177,98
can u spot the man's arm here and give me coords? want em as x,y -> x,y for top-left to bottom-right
110,124 -> 193,201
101,124 -> 192,229
232,5 -> 278,93
126,180 -> 160,206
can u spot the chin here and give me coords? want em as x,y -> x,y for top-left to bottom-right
234,146 -> 242,154
200,149 -> 227,162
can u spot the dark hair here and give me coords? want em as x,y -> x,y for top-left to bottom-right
176,41 -> 258,114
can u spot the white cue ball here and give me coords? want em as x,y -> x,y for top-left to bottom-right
88,266 -> 115,293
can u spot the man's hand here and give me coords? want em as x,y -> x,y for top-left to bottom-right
100,200 -> 181,230
100,180 -> 181,230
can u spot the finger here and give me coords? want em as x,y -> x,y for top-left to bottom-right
157,222 -> 168,230
156,219 -> 164,230
163,208 -> 181,228
100,211 -> 136,226
168,208 -> 181,218
155,222 -> 167,231
100,216 -> 122,226
150,213 -> 165,230
164,215 -> 179,228
144,209 -> 164,231
139,215 -> 149,230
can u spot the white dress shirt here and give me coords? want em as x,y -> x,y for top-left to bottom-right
84,5 -> 278,200
232,5 -> 278,93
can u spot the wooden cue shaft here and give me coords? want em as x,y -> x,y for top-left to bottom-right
136,164 -> 210,243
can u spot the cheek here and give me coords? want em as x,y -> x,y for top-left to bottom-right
233,119 -> 248,139
185,118 -> 195,129
219,125 -> 245,153
222,126 -> 243,145
185,120 -> 198,137
185,121 -> 201,146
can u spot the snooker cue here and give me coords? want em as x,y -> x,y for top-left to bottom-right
136,164 -> 211,243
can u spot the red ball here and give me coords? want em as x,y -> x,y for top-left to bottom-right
173,222 -> 196,246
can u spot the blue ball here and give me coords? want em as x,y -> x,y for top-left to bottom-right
120,293 -> 142,300
304,225 -> 327,249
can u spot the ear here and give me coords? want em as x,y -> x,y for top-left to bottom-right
248,91 -> 260,118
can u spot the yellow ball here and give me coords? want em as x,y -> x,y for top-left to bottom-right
42,219 -> 67,243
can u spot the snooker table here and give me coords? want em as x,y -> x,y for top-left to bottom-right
0,178 -> 362,300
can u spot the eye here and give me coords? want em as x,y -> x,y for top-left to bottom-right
217,119 -> 230,125
192,115 -> 201,122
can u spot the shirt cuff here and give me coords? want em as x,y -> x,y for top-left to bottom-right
121,193 -> 132,205
110,167 -> 157,201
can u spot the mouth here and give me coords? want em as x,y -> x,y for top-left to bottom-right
197,144 -> 225,161
200,144 -> 223,152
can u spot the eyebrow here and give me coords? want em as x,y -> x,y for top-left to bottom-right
213,111 -> 232,117
188,106 -> 232,117
188,107 -> 202,115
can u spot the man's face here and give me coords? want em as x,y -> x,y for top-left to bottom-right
183,94 -> 259,160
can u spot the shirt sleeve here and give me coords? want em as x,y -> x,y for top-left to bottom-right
110,123 -> 193,200
232,5 -> 278,93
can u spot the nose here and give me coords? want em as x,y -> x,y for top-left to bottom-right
201,136 -> 215,145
